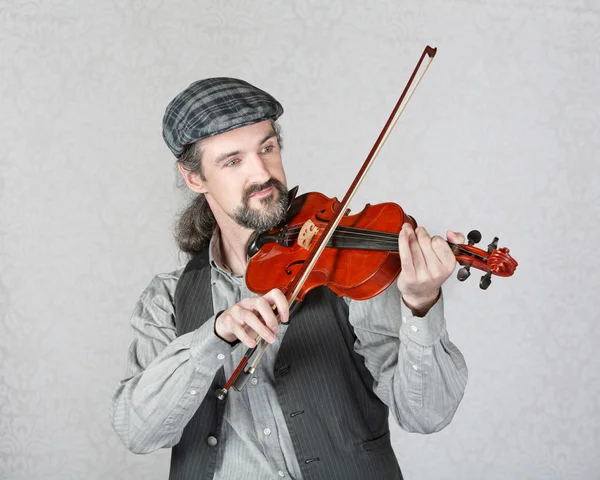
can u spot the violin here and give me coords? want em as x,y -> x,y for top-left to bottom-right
215,46 -> 518,399
246,189 -> 517,300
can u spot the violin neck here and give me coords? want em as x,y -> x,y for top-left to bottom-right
329,228 -> 458,254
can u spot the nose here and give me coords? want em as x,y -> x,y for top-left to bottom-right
247,153 -> 271,184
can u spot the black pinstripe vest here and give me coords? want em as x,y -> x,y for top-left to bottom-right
170,250 -> 403,480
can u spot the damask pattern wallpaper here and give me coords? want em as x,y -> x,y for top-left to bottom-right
1,0 -> 599,478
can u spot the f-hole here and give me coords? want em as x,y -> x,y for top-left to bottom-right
285,260 -> 305,275
314,209 -> 330,223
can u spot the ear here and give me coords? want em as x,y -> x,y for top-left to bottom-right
177,163 -> 207,194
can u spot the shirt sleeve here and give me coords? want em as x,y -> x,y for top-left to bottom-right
347,284 -> 468,434
110,270 -> 237,454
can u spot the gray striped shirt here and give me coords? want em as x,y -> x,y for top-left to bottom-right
111,238 -> 468,479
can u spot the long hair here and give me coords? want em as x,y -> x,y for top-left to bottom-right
174,121 -> 283,258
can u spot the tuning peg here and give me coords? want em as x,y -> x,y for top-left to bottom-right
467,230 -> 482,246
487,236 -> 499,253
457,261 -> 472,281
479,271 -> 492,290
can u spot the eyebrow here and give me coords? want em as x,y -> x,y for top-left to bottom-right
213,130 -> 278,165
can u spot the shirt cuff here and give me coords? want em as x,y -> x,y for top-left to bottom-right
189,317 -> 237,376
399,292 -> 445,347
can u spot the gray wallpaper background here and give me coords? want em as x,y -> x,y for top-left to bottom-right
1,1 -> 599,479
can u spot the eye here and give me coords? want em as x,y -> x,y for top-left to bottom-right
261,145 -> 274,154
224,158 -> 241,168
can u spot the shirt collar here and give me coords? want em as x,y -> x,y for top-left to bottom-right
208,227 -> 226,271
208,227 -> 245,279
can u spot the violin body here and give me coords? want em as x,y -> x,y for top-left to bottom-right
246,191 -> 417,301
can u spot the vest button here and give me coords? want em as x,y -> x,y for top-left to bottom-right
207,435 -> 218,447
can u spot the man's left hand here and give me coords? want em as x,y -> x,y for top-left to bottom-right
397,224 -> 465,316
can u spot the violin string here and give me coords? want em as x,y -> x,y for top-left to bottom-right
283,225 -> 398,241
278,226 -> 489,261
283,227 -> 484,255
283,228 -> 395,252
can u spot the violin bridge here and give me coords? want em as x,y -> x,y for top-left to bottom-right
297,220 -> 318,250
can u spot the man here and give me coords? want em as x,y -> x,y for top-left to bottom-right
111,78 -> 468,480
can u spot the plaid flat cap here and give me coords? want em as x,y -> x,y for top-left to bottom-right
162,77 -> 284,158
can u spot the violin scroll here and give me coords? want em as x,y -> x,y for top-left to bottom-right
454,230 -> 518,289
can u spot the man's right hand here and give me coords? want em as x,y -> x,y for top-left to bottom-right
214,288 -> 289,348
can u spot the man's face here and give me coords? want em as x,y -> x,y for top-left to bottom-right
196,120 -> 288,231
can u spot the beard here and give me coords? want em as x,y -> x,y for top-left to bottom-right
231,177 -> 289,231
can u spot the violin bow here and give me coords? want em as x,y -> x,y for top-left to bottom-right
215,46 -> 438,399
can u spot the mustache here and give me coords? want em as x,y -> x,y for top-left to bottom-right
243,178 -> 286,201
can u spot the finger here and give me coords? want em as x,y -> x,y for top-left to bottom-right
398,223 -> 415,277
240,304 -> 277,344
431,235 -> 457,274
408,226 -> 429,277
232,323 -> 258,349
446,229 -> 465,245
250,298 -> 279,342
231,301 -> 275,344
264,288 -> 290,325
415,226 -> 440,268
